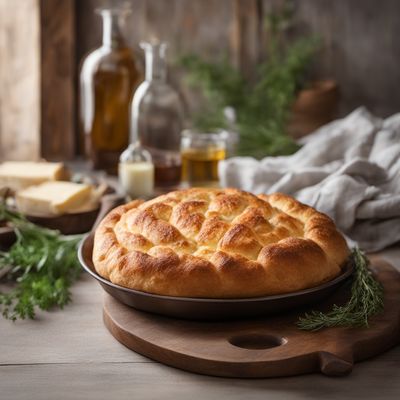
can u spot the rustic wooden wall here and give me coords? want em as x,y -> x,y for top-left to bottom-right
40,0 -> 76,160
284,0 -> 400,118
76,0 -> 400,120
76,0 -> 242,116
0,0 -> 398,161
0,0 -> 40,161
0,0 -> 75,162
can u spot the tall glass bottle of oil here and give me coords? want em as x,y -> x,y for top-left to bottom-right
79,6 -> 141,174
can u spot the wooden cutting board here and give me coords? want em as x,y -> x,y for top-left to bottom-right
103,257 -> 400,378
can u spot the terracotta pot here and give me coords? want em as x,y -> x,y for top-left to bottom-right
287,79 -> 339,139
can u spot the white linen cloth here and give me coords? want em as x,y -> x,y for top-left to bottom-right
219,107 -> 400,251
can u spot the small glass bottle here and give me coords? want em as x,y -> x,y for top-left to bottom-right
79,6 -> 141,175
119,143 -> 154,199
131,41 -> 184,188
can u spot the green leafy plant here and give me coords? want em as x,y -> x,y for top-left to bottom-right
298,248 -> 384,331
180,3 -> 319,158
0,204 -> 83,320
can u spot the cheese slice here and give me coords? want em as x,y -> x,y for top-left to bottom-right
15,181 -> 93,216
0,161 -> 67,191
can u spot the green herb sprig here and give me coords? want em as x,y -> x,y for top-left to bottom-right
0,204 -> 83,320
179,2 -> 319,159
298,248 -> 384,331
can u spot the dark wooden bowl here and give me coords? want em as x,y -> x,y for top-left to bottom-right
0,194 -> 124,247
78,234 -> 354,321
0,201 -> 109,248
16,193 -> 123,235
288,79 -> 339,139
26,208 -> 100,235
0,225 -> 16,250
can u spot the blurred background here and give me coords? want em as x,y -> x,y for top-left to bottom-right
0,0 -> 398,162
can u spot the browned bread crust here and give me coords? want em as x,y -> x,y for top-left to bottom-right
93,188 -> 349,298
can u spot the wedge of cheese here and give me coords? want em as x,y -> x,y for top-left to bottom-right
15,181 -> 93,216
0,161 -> 67,191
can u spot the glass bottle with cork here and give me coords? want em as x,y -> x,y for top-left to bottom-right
79,5 -> 141,174
131,41 -> 184,189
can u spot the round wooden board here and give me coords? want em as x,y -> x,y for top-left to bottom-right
103,257 -> 400,378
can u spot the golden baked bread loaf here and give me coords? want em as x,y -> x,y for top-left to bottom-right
93,188 -> 349,298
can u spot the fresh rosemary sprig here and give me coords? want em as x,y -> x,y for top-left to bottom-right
0,203 -> 83,320
298,248 -> 384,331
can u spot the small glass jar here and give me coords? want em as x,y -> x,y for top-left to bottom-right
181,131 -> 226,187
119,143 -> 154,199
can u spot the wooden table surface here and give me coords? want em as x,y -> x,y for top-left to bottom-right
1,247 -> 400,400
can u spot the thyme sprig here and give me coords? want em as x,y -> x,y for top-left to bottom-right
0,204 -> 83,320
298,248 -> 384,331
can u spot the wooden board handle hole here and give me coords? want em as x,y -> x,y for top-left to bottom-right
228,334 -> 286,350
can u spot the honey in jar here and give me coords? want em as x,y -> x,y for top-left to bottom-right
181,132 -> 226,187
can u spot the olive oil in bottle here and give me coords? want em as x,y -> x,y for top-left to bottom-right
79,6 -> 141,174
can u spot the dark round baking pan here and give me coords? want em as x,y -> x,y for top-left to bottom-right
78,234 -> 354,321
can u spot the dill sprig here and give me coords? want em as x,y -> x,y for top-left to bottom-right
298,248 -> 384,331
0,203 -> 83,320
